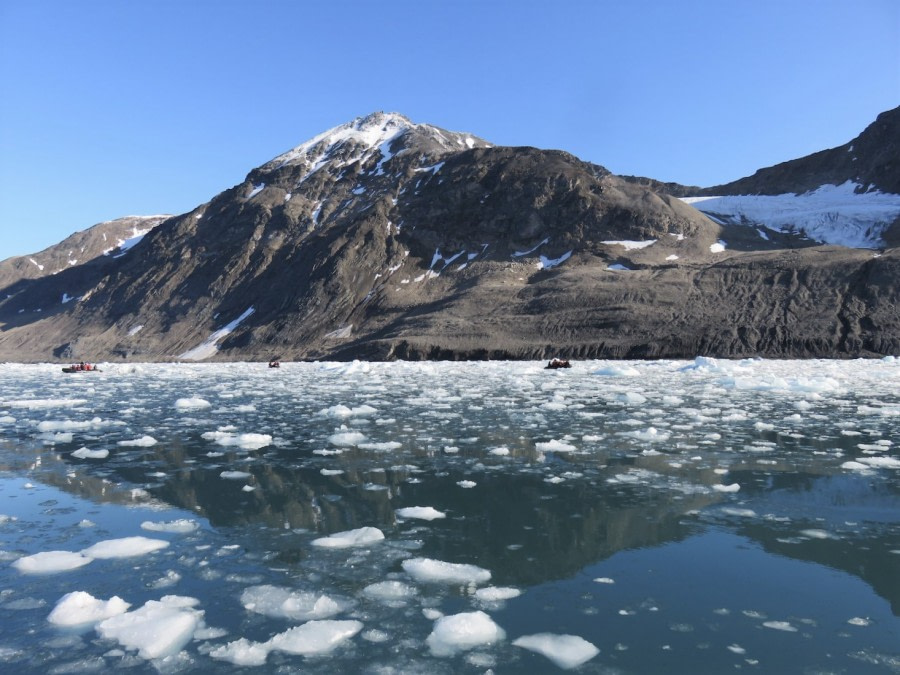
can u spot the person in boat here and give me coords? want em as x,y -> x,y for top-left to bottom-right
546,357 -> 571,369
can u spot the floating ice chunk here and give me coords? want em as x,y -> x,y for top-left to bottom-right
762,620 -> 797,632
81,536 -> 169,559
175,398 -> 211,410
362,581 -> 418,601
594,365 -> 640,376
618,392 -> 647,405
117,436 -> 158,447
396,506 -> 446,521
203,430 -> 272,449
512,632 -> 600,670
267,620 -> 363,656
38,417 -> 106,431
47,591 -> 130,626
96,595 -> 202,659
358,441 -> 402,451
321,468 -> 345,476
727,643 -> 746,654
402,558 -> 491,585
7,398 -> 88,409
489,446 -> 510,456
593,577 -> 615,584
474,586 -> 521,602
319,404 -> 378,418
362,629 -> 390,642
713,483 -> 741,493
13,550 -> 93,574
840,460 -> 871,471
241,585 -> 343,621
457,480 -> 476,488
140,519 -> 199,534
220,470 -> 252,480
848,617 -> 871,626
312,526 -> 385,548
71,447 -> 109,459
426,611 -> 505,656
328,429 -> 367,447
857,456 -> 900,469
535,439 -> 577,453
210,638 -> 269,666
800,529 -> 835,539
624,427 -> 670,442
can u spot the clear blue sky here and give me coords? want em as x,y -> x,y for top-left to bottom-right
1,0 -> 898,260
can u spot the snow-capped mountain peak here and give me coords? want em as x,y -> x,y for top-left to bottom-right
262,112 -> 488,176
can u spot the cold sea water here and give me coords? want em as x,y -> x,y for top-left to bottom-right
0,358 -> 897,673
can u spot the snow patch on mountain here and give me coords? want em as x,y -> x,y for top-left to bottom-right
179,307 -> 255,360
682,181 -> 900,248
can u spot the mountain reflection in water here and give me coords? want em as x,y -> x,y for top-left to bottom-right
0,359 -> 897,673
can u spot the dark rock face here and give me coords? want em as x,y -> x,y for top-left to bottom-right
706,106 -> 900,196
625,105 -> 900,197
1,111 -> 898,362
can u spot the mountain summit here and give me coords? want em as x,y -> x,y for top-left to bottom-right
1,110 -> 898,361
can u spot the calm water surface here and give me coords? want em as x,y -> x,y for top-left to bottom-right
0,359 -> 898,673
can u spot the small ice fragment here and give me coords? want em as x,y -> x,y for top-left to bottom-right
535,439 -> 578,453
713,483 -> 741,493
328,430 -> 367,447
474,586 -> 520,601
593,577 -> 615,584
81,536 -> 169,559
117,436 -> 157,447
457,480 -> 476,488
362,581 -> 418,601
220,470 -> 252,480
594,364 -> 640,376
241,585 -> 343,621
396,506 -> 446,521
847,617 -> 870,626
762,621 -> 797,632
267,619 -> 363,656
47,591 -> 131,626
175,398 -> 211,410
512,632 -> 599,669
311,526 -> 384,548
210,638 -> 270,666
426,611 -> 506,656
402,557 -> 491,585
140,519 -> 199,534
12,550 -> 93,574
71,447 -> 110,459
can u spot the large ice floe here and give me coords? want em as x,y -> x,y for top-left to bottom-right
0,358 -> 897,672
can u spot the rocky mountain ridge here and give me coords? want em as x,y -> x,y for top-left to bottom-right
1,110 -> 898,362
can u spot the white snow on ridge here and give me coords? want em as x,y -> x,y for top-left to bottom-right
271,113 -> 415,176
179,307 -> 255,360
601,239 -> 657,249
682,181 -> 900,248
538,250 -> 572,269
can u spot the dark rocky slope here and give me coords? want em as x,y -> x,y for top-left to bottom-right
1,111 -> 897,362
